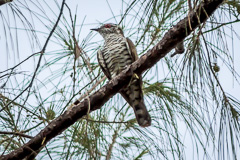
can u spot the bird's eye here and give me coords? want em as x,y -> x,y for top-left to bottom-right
104,24 -> 111,28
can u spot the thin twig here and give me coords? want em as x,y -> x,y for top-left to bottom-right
0,131 -> 33,139
0,0 -> 66,113
82,117 -> 128,124
67,76 -> 107,110
106,124 -> 121,160
0,52 -> 39,74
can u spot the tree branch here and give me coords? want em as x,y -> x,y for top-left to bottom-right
0,0 -> 223,159
106,124 -> 121,160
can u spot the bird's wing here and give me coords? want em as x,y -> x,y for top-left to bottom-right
121,37 -> 143,104
97,49 -> 111,79
126,37 -> 138,62
124,38 -> 151,127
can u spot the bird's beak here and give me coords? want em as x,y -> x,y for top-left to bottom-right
90,28 -> 99,31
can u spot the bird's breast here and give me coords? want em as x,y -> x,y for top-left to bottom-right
102,37 -> 133,77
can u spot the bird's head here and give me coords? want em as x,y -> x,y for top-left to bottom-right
91,23 -> 123,38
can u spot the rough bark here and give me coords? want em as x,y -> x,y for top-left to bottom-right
0,0 -> 223,159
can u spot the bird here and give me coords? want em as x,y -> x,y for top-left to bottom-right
91,23 -> 151,127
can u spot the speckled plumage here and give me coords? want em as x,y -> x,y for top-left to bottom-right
91,23 -> 151,127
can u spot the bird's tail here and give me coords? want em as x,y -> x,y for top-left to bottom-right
120,76 -> 151,127
132,101 -> 151,127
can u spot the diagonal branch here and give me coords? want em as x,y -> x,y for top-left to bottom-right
1,0 -> 223,159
